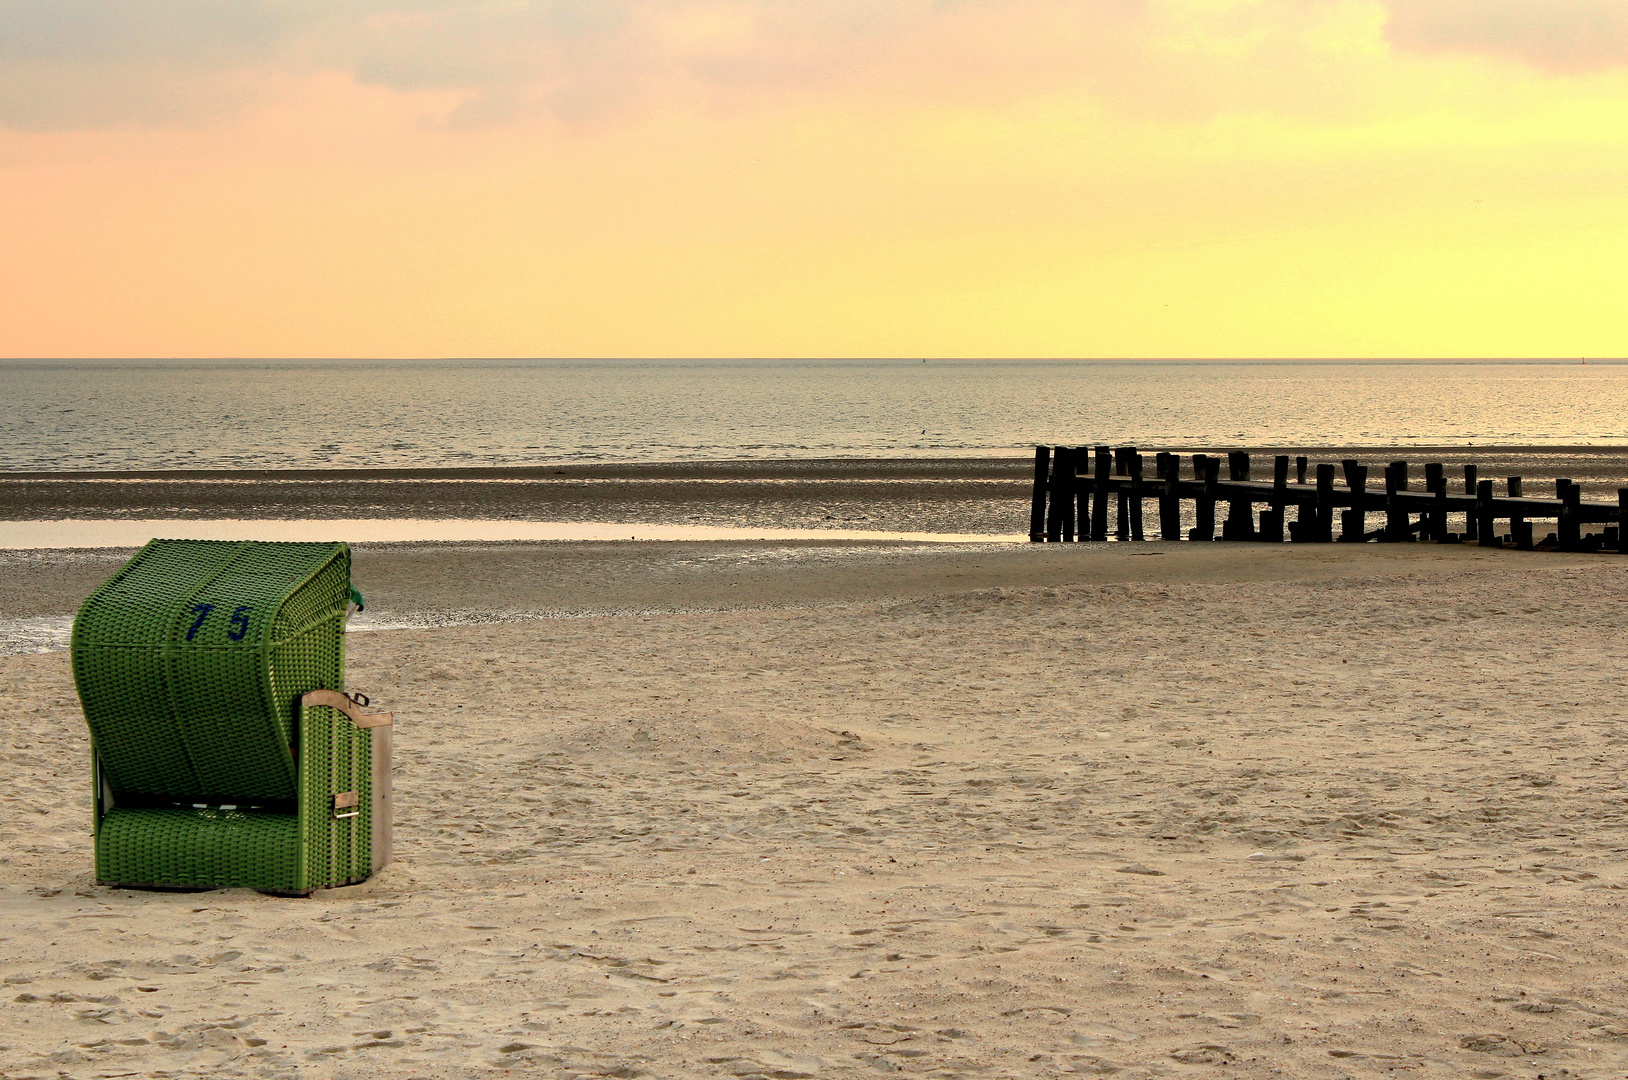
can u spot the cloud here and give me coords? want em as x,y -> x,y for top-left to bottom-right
0,1 -> 306,66
0,1 -> 622,127
9,0 -> 1603,133
1382,0 -> 1628,72
0,0 -> 324,128
0,59 -> 261,130
0,0 -> 1149,130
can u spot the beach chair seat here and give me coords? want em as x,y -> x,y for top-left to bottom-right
72,540 -> 391,895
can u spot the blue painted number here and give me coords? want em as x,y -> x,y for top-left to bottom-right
227,605 -> 251,641
186,603 -> 214,641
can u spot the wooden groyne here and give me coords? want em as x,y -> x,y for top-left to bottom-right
1028,446 -> 1628,552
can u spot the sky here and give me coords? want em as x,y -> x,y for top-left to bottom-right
1,0 -> 1625,359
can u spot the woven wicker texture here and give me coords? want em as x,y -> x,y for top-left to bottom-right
301,700 -> 372,890
96,806 -> 302,893
74,539 -> 372,894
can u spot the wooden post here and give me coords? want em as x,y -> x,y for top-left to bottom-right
1115,448 -> 1132,541
1157,453 -> 1181,540
1432,468 -> 1454,543
1044,446 -> 1064,543
1292,472 -> 1315,541
1385,461 -> 1409,542
1224,451 -> 1252,540
1029,446 -> 1050,542
1076,453 -> 1092,540
1381,462 -> 1396,541
1261,455 -> 1288,543
1315,463 -> 1335,542
1129,453 -> 1146,541
1057,447 -> 1077,542
1295,456 -> 1308,485
1508,477 -> 1531,550
1154,452 -> 1169,539
1477,479 -> 1498,547
1189,454 -> 1205,537
1340,459 -> 1366,542
1223,451 -> 1241,539
1558,478 -> 1581,551
1192,454 -> 1217,541
1091,446 -> 1111,542
1424,462 -> 1445,542
1463,464 -> 1479,542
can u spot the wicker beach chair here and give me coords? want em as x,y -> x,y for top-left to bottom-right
72,539 -> 392,895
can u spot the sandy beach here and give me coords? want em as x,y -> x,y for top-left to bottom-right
7,0 -> 1628,1064
5,538 -> 1628,1078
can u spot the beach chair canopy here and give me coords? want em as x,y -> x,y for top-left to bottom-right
73,539 -> 390,895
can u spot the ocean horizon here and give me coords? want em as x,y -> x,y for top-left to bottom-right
4,357 -> 1628,474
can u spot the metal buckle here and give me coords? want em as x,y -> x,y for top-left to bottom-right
332,791 -> 360,820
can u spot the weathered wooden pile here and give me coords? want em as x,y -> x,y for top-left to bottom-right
1028,446 -> 1628,552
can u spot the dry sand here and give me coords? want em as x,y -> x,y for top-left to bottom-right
5,540 -> 1628,1079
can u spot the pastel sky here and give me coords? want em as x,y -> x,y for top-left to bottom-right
2,0 -> 1625,358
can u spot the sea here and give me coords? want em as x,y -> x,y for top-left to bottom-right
3,358 -> 1627,473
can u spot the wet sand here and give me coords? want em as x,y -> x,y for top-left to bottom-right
6,449 -> 1628,537
0,459 -> 1030,537
6,541 -> 1628,1078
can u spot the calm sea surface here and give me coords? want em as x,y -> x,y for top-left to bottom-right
2,359 -> 1625,472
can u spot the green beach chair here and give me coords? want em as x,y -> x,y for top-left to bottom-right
72,539 -> 392,895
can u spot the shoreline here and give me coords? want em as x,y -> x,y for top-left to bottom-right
0,457 -> 1032,535
6,449 -> 1628,536
0,518 -> 1028,552
7,443 -> 1628,481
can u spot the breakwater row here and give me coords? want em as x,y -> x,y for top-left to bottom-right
1029,447 -> 1628,552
